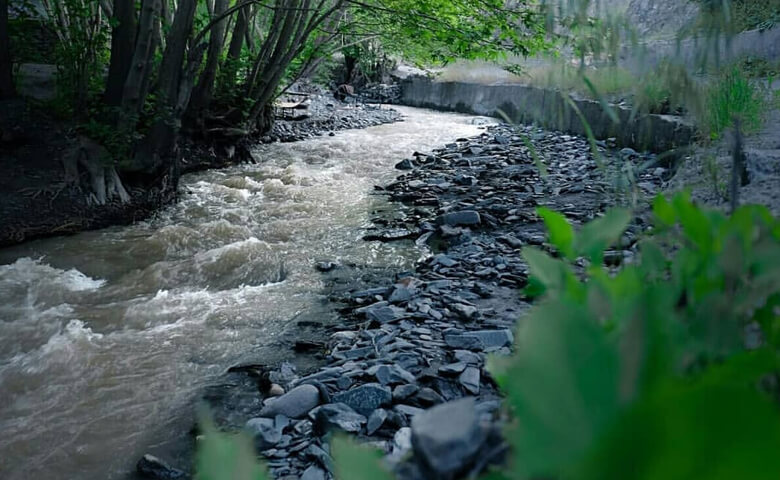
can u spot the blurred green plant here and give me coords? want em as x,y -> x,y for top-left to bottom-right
487,192 -> 780,479
703,66 -> 765,140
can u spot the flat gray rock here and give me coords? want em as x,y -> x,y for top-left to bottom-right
259,384 -> 320,419
333,383 -> 392,417
411,398 -> 487,477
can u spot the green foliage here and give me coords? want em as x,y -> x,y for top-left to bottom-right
332,436 -> 394,480
703,66 -> 765,140
195,417 -> 268,480
696,0 -> 780,32
490,193 -> 780,479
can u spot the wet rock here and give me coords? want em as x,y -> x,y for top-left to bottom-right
315,261 -> 337,272
367,408 -> 388,435
260,384 -> 320,419
411,398 -> 487,477
268,384 -> 285,397
392,384 -> 420,401
431,254 -> 458,267
246,417 -> 282,450
451,303 -> 478,320
459,367 -> 481,395
367,364 -> 416,385
333,383 -> 392,416
435,210 -> 481,227
300,465 -> 327,480
438,362 -> 467,375
314,403 -> 367,433
136,454 -> 185,480
444,329 -> 514,351
414,387 -> 445,406
395,158 -> 416,170
362,304 -> 406,324
394,427 -> 413,452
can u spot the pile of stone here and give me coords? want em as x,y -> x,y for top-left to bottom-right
267,100 -> 401,143
358,83 -> 402,104
137,122 -> 666,480
219,124 -> 667,480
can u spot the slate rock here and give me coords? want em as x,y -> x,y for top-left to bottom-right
333,383 -> 392,417
411,398 -> 487,477
246,417 -> 282,450
136,454 -> 185,480
300,465 -> 327,480
367,408 -> 388,435
459,367 -> 480,395
393,384 -> 420,401
364,305 -> 406,324
368,364 -> 416,385
314,403 -> 367,433
444,329 -> 514,350
260,384 -> 320,419
435,210 -> 481,227
414,387 -> 445,406
395,158 -> 416,170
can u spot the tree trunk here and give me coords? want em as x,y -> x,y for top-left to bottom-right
132,0 -> 199,174
104,0 -> 137,106
119,0 -> 161,129
0,0 -> 14,99
187,0 -> 230,118
219,3 -> 249,91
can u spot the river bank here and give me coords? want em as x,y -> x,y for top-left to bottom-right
190,122 -> 668,480
0,107 -> 487,480
0,93 -> 400,249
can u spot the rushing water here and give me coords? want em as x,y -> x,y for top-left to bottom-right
0,107 -> 491,480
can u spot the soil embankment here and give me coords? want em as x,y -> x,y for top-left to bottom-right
0,95 -> 399,248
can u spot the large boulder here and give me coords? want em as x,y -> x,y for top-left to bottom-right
259,384 -> 320,419
411,398 -> 487,477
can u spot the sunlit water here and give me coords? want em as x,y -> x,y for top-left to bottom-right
0,107 -> 491,480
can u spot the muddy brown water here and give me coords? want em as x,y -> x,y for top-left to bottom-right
0,107 -> 493,480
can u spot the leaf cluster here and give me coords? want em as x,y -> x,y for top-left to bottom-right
488,192 -> 780,479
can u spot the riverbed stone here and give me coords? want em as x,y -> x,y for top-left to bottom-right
246,417 -> 282,450
259,384 -> 320,419
300,465 -> 327,480
435,210 -> 481,227
411,398 -> 487,477
333,383 -> 392,417
444,329 -> 514,350
459,367 -> 481,395
313,403 -> 367,433
367,408 -> 388,435
367,364 -> 416,385
136,454 -> 185,480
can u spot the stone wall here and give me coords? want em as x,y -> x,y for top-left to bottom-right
398,77 -> 696,153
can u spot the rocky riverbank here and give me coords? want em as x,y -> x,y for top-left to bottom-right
0,96 -> 400,248
181,123 -> 669,480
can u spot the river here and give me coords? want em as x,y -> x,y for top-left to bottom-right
0,107 -> 491,480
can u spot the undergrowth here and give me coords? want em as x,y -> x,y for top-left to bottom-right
195,193 -> 780,479
703,66 -> 765,140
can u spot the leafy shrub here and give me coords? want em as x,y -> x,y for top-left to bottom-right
488,193 -> 780,479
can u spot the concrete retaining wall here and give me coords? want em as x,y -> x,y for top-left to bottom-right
399,77 -> 696,152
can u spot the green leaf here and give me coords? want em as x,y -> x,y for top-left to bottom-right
652,194 -> 676,226
196,416 -> 268,480
579,381 -> 780,480
522,247 -> 576,296
575,209 -> 632,263
538,207 -> 576,259
496,302 -> 620,478
332,435 -> 394,480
